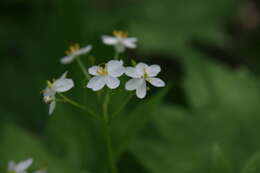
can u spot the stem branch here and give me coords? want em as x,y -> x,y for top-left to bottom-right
76,57 -> 90,79
58,93 -> 97,119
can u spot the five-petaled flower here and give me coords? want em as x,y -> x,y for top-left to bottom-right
43,72 -> 74,115
87,60 -> 125,91
61,43 -> 92,64
125,63 -> 165,99
8,158 -> 33,173
102,30 -> 137,53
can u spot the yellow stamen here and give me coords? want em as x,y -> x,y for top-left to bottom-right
113,30 -> 128,38
65,43 -> 80,55
97,65 -> 108,76
47,80 -> 53,88
143,68 -> 149,79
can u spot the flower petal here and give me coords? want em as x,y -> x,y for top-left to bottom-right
107,60 -> 125,77
102,36 -> 118,45
136,80 -> 147,99
135,62 -> 148,77
88,66 -> 99,76
87,76 -> 106,91
125,67 -> 140,78
74,45 -> 92,56
125,78 -> 144,91
8,161 -> 16,171
54,79 -> 74,92
15,159 -> 33,172
43,87 -> 56,97
106,76 -> 120,89
147,77 -> 165,87
146,65 -> 161,77
49,101 -> 56,115
60,71 -> 68,79
60,55 -> 75,64
122,37 -> 137,48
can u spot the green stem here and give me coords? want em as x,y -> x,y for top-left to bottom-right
76,56 -> 90,79
102,92 -> 118,173
103,123 -> 118,173
58,93 -> 97,119
103,92 -> 110,123
114,51 -> 120,60
111,93 -> 133,121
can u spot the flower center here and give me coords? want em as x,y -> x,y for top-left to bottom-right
113,30 -> 128,38
65,43 -> 80,55
97,65 -> 108,76
143,68 -> 149,79
43,95 -> 54,104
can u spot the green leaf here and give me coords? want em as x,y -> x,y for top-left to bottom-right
112,84 -> 172,158
241,152 -> 260,173
129,0 -> 239,55
0,123 -> 75,173
210,144 -> 232,173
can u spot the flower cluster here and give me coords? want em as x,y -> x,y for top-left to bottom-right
42,30 -> 165,115
7,158 -> 46,173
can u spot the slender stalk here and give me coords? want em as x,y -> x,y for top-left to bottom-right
114,51 -> 119,60
111,93 -> 133,121
76,56 -> 90,79
102,122 -> 118,173
103,92 -> 110,123
58,93 -> 97,119
102,92 -> 118,173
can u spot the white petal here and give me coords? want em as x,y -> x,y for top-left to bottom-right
125,78 -> 144,91
106,76 -> 120,89
54,79 -> 74,92
60,55 -> 75,64
86,76 -> 106,91
136,80 -> 147,99
122,37 -> 137,48
49,101 -> 56,115
8,161 -> 16,171
147,77 -> 165,87
15,159 -> 33,172
136,62 -> 148,76
43,87 -> 56,97
146,65 -> 161,77
102,36 -> 118,45
88,66 -> 99,76
60,71 -> 68,79
125,67 -> 141,78
107,60 -> 125,77
74,45 -> 92,56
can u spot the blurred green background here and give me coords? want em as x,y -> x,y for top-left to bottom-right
1,0 -> 260,173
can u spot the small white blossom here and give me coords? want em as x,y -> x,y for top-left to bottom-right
87,60 -> 125,91
8,158 -> 33,173
43,71 -> 74,115
102,30 -> 137,53
61,44 -> 92,64
125,63 -> 165,99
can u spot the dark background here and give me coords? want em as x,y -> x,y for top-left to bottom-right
1,0 -> 260,173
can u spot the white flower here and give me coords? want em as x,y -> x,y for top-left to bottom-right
61,44 -> 92,64
87,60 -> 125,91
125,63 -> 165,99
43,71 -> 74,115
8,158 -> 33,173
102,30 -> 137,53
